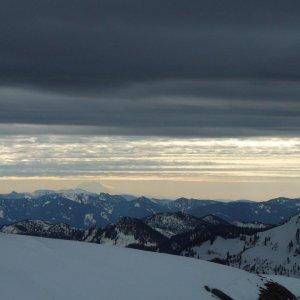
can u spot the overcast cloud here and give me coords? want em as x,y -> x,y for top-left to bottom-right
1,0 -> 300,136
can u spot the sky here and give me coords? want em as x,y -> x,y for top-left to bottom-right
0,1 -> 300,200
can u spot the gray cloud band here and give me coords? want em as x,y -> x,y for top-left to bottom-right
1,79 -> 300,136
1,0 -> 300,136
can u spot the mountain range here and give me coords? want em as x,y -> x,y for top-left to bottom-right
0,189 -> 300,228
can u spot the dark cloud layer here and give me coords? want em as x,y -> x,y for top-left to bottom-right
1,0 -> 300,136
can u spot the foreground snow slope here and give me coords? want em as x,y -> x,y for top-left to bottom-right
187,214 -> 300,277
0,233 -> 298,300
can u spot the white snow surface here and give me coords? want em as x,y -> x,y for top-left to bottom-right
1,233 -> 298,300
268,275 -> 300,296
189,214 -> 300,277
101,231 -> 139,247
28,188 -> 96,203
84,213 -> 97,226
191,236 -> 245,260
145,213 -> 198,237
233,221 -> 268,229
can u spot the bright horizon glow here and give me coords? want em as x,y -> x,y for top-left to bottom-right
0,135 -> 299,200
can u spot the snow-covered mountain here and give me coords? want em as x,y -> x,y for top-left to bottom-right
28,188 -> 97,203
84,217 -> 168,251
0,232 -> 298,299
183,214 -> 300,278
0,213 -> 262,256
0,190 -> 168,228
0,217 -> 169,251
144,212 -> 203,237
169,217 -> 260,256
0,190 -> 300,229
1,220 -> 84,241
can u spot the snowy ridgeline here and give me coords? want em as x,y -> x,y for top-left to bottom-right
185,214 -> 300,278
0,233 -> 299,300
1,189 -> 300,229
